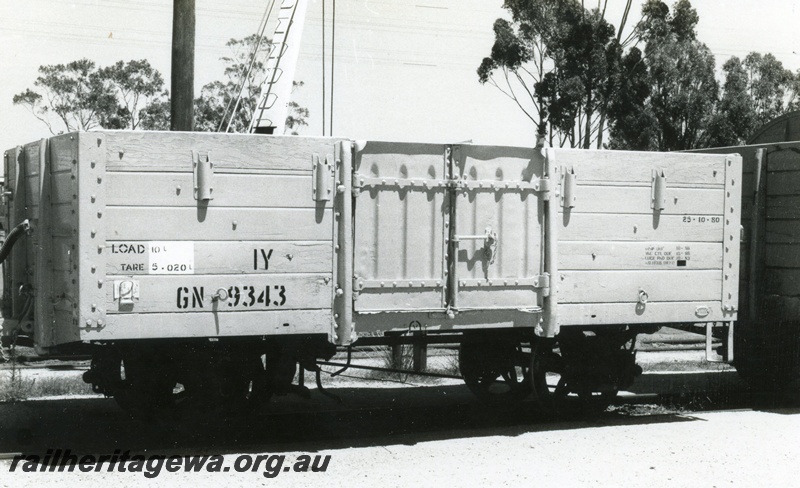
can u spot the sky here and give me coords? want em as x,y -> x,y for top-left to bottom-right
1,0 -> 799,152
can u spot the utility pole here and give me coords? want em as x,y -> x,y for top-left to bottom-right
171,0 -> 195,131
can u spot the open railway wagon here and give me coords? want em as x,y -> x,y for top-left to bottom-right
694,142 -> 800,393
1,131 -> 742,414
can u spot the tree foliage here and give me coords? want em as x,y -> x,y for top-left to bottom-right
13,59 -> 121,133
99,60 -> 167,130
194,34 -> 309,134
609,0 -> 718,151
13,59 -> 167,134
703,57 -> 756,147
482,0 -> 800,151
14,35 -> 309,135
702,53 -> 800,147
478,0 -> 632,148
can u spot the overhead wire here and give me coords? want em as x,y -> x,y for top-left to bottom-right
322,0 -> 326,136
330,0 -> 336,136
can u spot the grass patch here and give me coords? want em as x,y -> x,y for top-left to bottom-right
0,373 -> 94,402
360,346 -> 462,383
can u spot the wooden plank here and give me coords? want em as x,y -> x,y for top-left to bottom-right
53,310 -> 80,345
559,241 -> 722,270
766,170 -> 800,196
766,220 -> 800,244
766,195 -> 800,219
764,268 -> 800,296
558,301 -> 731,326
457,288 -> 540,310
103,207 -> 333,241
23,141 -> 41,218
764,147 -> 800,172
84,308 -> 332,340
50,172 -> 76,205
690,147 -> 758,175
104,131 -> 343,173
48,133 -> 78,173
559,214 -> 723,242
49,203 -> 76,238
105,172 -> 326,209
553,149 -> 727,185
761,295 -> 800,322
559,270 -> 723,304
765,243 -> 800,268
105,273 -> 332,314
564,185 -> 723,215
105,240 -> 332,275
51,237 -> 75,272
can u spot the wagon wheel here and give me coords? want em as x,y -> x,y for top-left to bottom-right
530,340 -> 568,413
531,339 -> 622,415
174,350 -> 268,416
459,341 -> 532,407
113,352 -> 178,417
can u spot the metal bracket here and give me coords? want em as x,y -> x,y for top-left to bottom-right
192,151 -> 213,201
457,274 -> 549,289
651,169 -> 667,210
312,154 -> 333,201
355,278 -> 443,291
352,175 -> 450,192
706,321 -> 734,363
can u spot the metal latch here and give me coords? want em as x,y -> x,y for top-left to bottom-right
193,151 -> 213,201
651,169 -> 666,210
454,226 -> 498,264
0,185 -> 12,204
114,280 -> 140,306
561,167 -> 576,208
312,154 -> 333,202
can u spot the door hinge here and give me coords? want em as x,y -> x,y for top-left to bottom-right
312,154 -> 333,202
192,151 -> 213,201
651,169 -> 667,210
560,167 -> 576,208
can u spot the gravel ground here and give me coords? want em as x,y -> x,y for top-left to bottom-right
0,342 -> 796,488
1,408 -> 798,488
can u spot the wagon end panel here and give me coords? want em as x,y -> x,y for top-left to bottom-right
73,132 -> 339,343
2,144 -> 32,340
553,149 -> 741,327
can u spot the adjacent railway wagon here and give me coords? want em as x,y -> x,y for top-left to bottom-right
694,142 -> 800,390
1,131 -> 743,412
